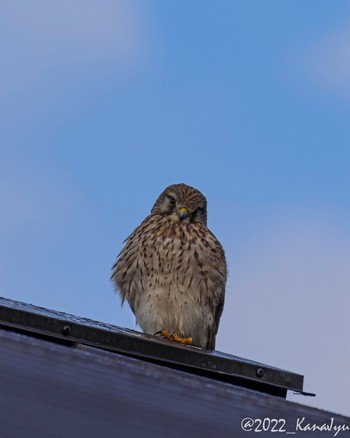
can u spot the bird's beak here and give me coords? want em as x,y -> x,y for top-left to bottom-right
177,207 -> 189,220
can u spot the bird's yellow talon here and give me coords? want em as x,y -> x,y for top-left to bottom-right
159,331 -> 193,345
160,330 -> 171,339
172,334 -> 193,344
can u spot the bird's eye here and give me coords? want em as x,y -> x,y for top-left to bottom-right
168,196 -> 176,206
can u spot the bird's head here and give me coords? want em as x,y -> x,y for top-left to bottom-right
151,183 -> 207,225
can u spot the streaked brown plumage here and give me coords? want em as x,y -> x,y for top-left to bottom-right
111,183 -> 227,349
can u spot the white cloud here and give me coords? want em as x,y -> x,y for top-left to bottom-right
218,217 -> 350,416
304,15 -> 350,96
0,1 -> 148,96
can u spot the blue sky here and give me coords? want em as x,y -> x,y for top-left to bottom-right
1,1 -> 350,416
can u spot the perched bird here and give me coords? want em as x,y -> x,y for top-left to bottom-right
111,183 -> 227,349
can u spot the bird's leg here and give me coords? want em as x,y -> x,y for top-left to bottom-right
171,334 -> 193,345
159,330 -> 171,339
158,330 -> 193,345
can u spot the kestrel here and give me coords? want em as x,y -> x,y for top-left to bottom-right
111,183 -> 227,349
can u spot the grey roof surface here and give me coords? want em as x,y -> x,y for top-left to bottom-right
0,296 -> 304,397
0,298 -> 349,437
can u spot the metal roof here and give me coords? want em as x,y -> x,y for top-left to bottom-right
1,296 -> 349,438
0,296 -> 306,398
